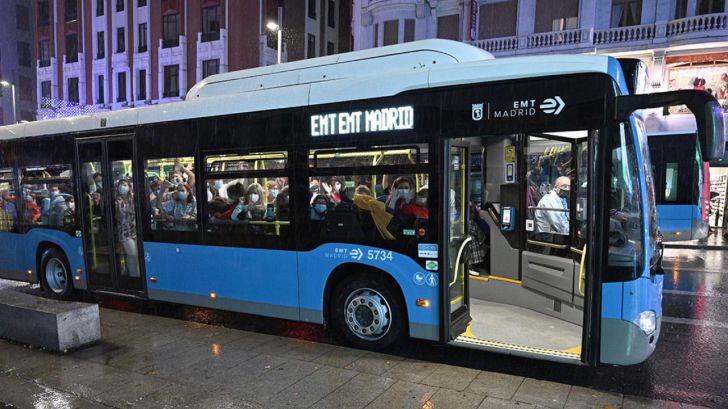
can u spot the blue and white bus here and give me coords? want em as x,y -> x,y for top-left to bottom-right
0,40 -> 723,366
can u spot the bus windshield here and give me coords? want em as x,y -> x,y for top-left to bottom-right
633,117 -> 659,267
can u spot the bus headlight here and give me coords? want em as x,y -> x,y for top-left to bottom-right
633,310 -> 656,335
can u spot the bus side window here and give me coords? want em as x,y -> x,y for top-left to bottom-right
19,165 -> 75,229
146,157 -> 198,232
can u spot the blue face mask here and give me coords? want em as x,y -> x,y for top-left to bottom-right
177,192 -> 188,201
314,204 -> 327,214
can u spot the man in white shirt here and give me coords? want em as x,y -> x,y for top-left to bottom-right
535,176 -> 570,235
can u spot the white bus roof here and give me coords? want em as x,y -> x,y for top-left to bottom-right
0,39 -> 617,141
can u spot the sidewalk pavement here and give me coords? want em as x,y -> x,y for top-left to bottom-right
0,308 -> 709,409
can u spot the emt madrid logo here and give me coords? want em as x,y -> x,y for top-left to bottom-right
472,103 -> 485,121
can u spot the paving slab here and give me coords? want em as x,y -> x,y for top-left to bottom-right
426,388 -> 486,409
310,373 -> 397,409
381,358 -> 441,383
0,373 -> 108,409
420,363 -> 480,392
466,371 -> 525,400
343,351 -> 404,376
623,396 -> 683,409
477,397 -> 536,409
512,378 -> 572,409
313,345 -> 368,368
564,385 -> 623,409
272,365 -> 358,408
364,380 -> 437,409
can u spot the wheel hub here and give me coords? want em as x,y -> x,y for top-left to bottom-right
45,258 -> 68,294
344,289 -> 391,341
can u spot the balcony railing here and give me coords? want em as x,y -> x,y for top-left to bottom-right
593,24 -> 655,45
666,12 -> 728,36
527,29 -> 581,48
469,12 -> 728,56
471,36 -> 518,53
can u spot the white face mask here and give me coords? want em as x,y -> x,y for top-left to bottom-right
250,194 -> 260,203
119,185 -> 130,195
214,180 -> 224,190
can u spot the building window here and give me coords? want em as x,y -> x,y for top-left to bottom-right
97,31 -> 105,59
307,33 -> 316,58
383,20 -> 398,46
138,23 -> 147,52
138,70 -> 146,100
16,5 -> 30,31
117,72 -> 127,102
437,14 -> 460,40
65,0 -> 77,21
326,41 -> 334,55
66,34 -> 78,63
202,59 -> 219,79
675,0 -> 688,18
404,19 -> 415,42
373,23 -> 378,46
478,1 -> 517,39
41,81 -> 52,108
19,76 -> 32,102
534,0 -> 579,33
96,0 -> 104,16
163,65 -> 179,98
138,0 -> 147,6
68,77 -> 79,104
38,0 -> 50,26
202,6 -> 220,42
117,28 -> 125,53
308,0 -> 316,19
611,0 -> 642,27
163,14 -> 180,48
697,0 -> 725,14
116,0 -> 124,12
97,75 -> 105,104
17,42 -> 31,67
39,39 -> 51,67
327,0 -> 336,28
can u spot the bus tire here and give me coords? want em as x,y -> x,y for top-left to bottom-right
40,247 -> 74,300
331,274 -> 406,350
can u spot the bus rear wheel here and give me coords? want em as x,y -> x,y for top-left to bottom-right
40,247 -> 73,300
331,274 -> 406,350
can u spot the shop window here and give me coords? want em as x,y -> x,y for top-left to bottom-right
146,157 -> 198,232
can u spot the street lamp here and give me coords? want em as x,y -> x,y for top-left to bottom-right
0,80 -> 16,124
266,7 -> 283,64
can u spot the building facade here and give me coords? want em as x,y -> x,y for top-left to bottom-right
34,0 -> 351,119
0,0 -> 36,124
353,0 -> 728,96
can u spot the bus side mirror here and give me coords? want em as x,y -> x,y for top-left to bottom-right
615,90 -> 726,161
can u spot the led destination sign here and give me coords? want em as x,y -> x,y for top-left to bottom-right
311,106 -> 414,137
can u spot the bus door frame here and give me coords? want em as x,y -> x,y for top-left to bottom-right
75,134 -> 147,296
440,138 -> 472,341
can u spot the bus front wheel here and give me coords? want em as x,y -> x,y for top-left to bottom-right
331,274 -> 406,350
40,247 -> 74,300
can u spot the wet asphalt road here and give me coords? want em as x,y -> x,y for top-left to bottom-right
1,246 -> 726,407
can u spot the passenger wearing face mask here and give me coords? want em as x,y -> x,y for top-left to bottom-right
322,177 -> 344,204
265,180 -> 281,204
535,176 -> 571,235
115,180 -> 140,277
246,183 -> 267,221
385,177 -> 415,214
161,183 -> 197,230
400,188 -> 429,220
310,194 -> 330,221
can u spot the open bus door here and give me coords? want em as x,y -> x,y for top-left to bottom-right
443,139 -> 472,339
76,136 -> 145,295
